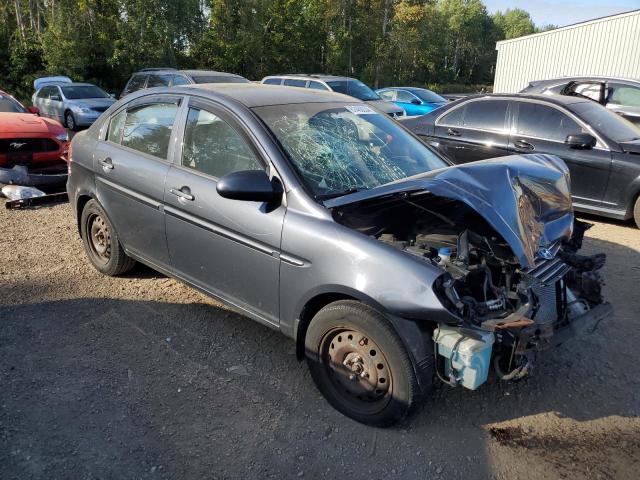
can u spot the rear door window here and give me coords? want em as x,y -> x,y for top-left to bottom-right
263,78 -> 282,85
438,105 -> 464,126
171,75 -> 190,86
146,74 -> 172,88
283,79 -> 307,87
516,102 -> 582,141
121,103 -> 179,159
462,100 -> 509,131
308,81 -> 328,90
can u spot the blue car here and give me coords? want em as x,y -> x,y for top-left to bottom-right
376,87 -> 447,116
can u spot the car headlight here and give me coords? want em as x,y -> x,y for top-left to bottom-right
76,106 -> 92,113
56,132 -> 69,142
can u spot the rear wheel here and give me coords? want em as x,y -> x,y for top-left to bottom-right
634,195 -> 640,229
305,300 -> 420,427
80,199 -> 135,276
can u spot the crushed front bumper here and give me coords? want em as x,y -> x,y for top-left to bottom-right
515,301 -> 612,354
0,164 -> 67,187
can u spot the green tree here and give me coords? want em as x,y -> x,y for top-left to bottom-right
492,8 -> 536,39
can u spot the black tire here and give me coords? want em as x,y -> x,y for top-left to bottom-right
305,300 -> 420,427
634,195 -> 640,229
80,199 -> 136,276
65,111 -> 77,131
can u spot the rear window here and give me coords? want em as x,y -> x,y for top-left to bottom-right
190,75 -> 249,84
263,78 -> 282,85
326,80 -> 379,101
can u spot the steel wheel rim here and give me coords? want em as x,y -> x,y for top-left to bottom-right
67,114 -> 74,129
320,328 -> 392,415
87,213 -> 111,264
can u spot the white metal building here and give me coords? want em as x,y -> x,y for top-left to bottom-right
493,9 -> 640,93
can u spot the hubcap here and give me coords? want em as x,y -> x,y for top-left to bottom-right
88,214 -> 111,263
67,114 -> 74,129
321,329 -> 392,414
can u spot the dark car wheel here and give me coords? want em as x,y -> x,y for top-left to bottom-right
80,199 -> 136,276
65,111 -> 77,131
634,196 -> 640,229
305,300 -> 420,427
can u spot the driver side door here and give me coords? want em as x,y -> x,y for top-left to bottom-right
164,98 -> 285,325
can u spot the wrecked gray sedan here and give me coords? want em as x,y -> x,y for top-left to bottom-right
67,84 -> 611,426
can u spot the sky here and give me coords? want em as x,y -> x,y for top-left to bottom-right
483,0 -> 640,28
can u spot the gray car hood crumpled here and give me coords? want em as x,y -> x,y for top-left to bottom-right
325,154 -> 574,269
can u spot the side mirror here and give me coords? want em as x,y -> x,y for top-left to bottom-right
27,106 -> 39,114
411,98 -> 421,105
217,170 -> 283,203
565,133 -> 596,150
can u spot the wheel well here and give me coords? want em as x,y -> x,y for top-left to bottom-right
76,194 -> 93,233
295,293 -> 357,361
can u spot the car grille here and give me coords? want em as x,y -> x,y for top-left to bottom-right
0,138 -> 59,154
522,242 -> 571,285
92,106 -> 109,112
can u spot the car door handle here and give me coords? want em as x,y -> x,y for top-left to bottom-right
447,128 -> 461,137
169,187 -> 195,201
514,140 -> 535,151
99,157 -> 114,170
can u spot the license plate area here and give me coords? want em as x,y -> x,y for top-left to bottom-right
5,153 -> 34,167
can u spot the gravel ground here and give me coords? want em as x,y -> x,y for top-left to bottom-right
1,202 -> 639,479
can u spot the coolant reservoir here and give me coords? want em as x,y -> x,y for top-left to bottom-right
433,326 -> 494,390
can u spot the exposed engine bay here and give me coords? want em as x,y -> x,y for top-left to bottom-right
332,190 -> 612,389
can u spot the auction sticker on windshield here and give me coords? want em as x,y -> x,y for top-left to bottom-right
345,105 -> 377,115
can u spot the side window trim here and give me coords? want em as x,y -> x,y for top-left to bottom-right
172,97 -> 267,181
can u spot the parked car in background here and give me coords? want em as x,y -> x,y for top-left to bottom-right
261,74 -> 405,117
68,83 -> 609,426
0,89 -> 68,186
400,93 -> 640,227
32,77 -> 116,131
376,87 -> 447,116
120,68 -> 250,98
520,77 -> 640,126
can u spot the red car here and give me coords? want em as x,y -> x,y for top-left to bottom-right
0,89 -> 69,187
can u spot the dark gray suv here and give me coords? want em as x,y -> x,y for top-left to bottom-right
67,84 -> 610,426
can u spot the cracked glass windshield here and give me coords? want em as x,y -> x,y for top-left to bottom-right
254,102 -> 447,199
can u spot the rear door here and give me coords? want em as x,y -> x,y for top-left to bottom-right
34,86 -> 52,117
163,98 -> 284,324
93,95 -> 183,268
432,99 -> 511,164
50,86 -> 65,122
511,100 -> 611,207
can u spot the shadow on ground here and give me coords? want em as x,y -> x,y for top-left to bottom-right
1,236 -> 638,479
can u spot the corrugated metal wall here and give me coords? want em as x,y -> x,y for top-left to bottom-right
494,10 -> 640,93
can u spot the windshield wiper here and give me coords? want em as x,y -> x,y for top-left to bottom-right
316,188 -> 363,201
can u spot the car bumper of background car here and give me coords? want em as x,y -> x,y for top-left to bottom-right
0,163 -> 67,186
74,111 -> 102,126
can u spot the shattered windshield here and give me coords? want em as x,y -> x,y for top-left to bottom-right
253,102 -> 448,199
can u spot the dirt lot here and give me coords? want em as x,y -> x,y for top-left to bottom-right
1,202 -> 639,479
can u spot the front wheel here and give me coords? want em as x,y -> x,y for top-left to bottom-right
65,111 -> 76,131
305,300 -> 421,427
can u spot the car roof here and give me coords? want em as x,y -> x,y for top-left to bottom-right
457,93 -> 592,106
182,83 -> 359,107
533,76 -> 639,85
266,74 -> 359,82
133,69 -> 244,78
